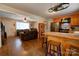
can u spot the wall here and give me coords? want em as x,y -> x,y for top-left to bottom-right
53,12 -> 79,25
34,18 -> 47,31
1,17 -> 16,38
33,18 -> 53,32
0,16 -> 47,37
44,18 -> 53,32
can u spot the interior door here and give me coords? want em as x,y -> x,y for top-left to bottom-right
38,23 -> 45,39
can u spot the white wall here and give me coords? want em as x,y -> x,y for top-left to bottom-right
46,21 -> 51,32
44,19 -> 53,32
33,18 -> 47,31
1,17 -> 16,37
33,18 -> 53,32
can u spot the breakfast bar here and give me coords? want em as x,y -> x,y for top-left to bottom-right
43,32 -> 79,56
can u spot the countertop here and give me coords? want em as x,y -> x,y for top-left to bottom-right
43,32 -> 79,48
44,32 -> 79,40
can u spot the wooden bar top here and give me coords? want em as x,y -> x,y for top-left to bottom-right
43,32 -> 79,48
44,32 -> 79,40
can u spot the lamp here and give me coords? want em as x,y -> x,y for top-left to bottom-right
48,3 -> 70,13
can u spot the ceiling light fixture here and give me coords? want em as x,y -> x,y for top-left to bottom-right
48,3 -> 70,13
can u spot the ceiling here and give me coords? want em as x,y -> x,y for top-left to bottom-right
0,10 -> 40,22
3,3 -> 79,18
0,10 -> 25,22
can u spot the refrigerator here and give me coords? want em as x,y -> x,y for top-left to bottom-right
50,22 -> 59,32
59,18 -> 71,33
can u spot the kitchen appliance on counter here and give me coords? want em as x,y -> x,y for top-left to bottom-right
59,18 -> 71,33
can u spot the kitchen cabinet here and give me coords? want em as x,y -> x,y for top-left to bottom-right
53,13 -> 79,26
71,15 -> 79,25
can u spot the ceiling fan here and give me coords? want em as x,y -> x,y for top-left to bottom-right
48,3 -> 70,13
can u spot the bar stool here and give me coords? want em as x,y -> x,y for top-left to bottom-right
41,36 -> 47,48
48,40 -> 62,56
41,35 -> 48,56
65,45 -> 79,56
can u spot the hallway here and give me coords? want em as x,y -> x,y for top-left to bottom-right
0,37 -> 45,56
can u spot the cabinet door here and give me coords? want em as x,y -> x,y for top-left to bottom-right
71,16 -> 79,25
77,17 -> 79,25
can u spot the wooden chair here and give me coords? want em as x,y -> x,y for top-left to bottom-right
65,45 -> 79,56
41,36 -> 47,47
48,40 -> 62,56
41,35 -> 48,56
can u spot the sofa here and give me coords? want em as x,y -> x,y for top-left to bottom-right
17,28 -> 38,41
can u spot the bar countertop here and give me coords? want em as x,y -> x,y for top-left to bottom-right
44,32 -> 79,40
44,32 -> 79,48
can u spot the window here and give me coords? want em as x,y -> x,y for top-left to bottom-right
16,22 -> 30,30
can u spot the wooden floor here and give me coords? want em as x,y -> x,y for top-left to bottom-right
0,37 -> 45,56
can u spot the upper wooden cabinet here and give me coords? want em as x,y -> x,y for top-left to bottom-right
53,13 -> 79,26
71,15 -> 79,25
